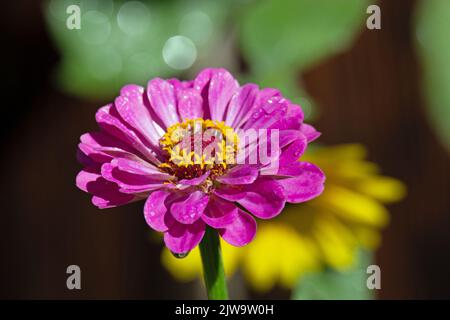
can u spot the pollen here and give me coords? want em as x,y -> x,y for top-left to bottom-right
159,118 -> 239,180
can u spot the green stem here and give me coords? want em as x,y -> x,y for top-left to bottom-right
199,226 -> 229,300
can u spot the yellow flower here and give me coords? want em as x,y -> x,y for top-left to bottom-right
161,144 -> 406,292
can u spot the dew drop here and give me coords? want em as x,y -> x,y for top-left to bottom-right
171,251 -> 190,259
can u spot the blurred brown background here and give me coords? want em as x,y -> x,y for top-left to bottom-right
0,0 -> 449,299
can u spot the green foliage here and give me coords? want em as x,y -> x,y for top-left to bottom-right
415,0 -> 450,151
292,250 -> 374,300
239,0 -> 369,76
45,0 -> 232,99
238,0 -> 369,120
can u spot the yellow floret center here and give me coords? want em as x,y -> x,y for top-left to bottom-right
159,118 -> 239,180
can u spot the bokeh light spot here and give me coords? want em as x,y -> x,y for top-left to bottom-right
117,1 -> 151,36
162,36 -> 197,70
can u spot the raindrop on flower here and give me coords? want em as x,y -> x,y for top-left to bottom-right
172,251 -> 190,259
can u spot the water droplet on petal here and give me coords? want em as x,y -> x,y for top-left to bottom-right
171,251 -> 190,259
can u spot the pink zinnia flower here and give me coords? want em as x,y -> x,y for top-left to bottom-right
76,68 -> 325,254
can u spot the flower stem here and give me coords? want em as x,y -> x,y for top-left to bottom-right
199,226 -> 229,300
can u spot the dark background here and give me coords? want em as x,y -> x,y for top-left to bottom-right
0,0 -> 449,299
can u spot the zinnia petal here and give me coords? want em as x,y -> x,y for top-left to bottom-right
202,196 -> 237,228
111,157 -> 169,178
115,84 -> 163,149
225,84 -> 258,128
277,162 -> 325,203
170,191 -> 209,224
164,220 -> 206,254
146,78 -> 180,128
216,165 -> 259,185
213,184 -> 247,201
300,123 -> 321,142
178,171 -> 210,186
219,209 -> 257,247
76,167 -> 135,209
177,88 -> 204,120
207,69 -> 239,121
95,104 -> 160,164
237,178 -> 286,219
144,190 -> 174,232
79,131 -> 137,164
279,137 -> 307,166
101,162 -> 167,194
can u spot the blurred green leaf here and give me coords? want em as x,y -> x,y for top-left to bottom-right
239,0 -> 369,75
415,0 -> 450,151
292,250 -> 374,300
45,0 -> 233,99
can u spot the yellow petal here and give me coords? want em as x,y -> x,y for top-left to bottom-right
313,213 -> 358,269
302,144 -> 368,163
331,160 -> 380,180
353,226 -> 382,249
357,176 -> 407,203
242,224 -> 320,292
279,236 -> 320,288
317,184 -> 390,227
242,225 -> 282,292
